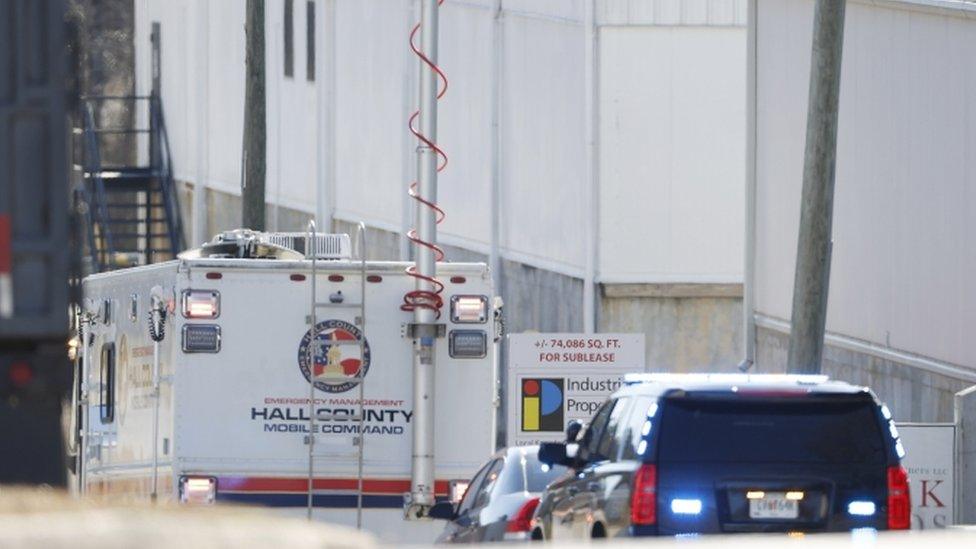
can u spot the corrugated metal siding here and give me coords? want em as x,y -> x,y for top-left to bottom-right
597,0 -> 748,27
754,0 -> 976,368
136,0 -> 747,282
598,25 -> 746,283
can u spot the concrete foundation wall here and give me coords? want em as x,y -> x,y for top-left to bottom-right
757,326 -> 972,423
179,182 -> 315,248
600,284 -> 743,372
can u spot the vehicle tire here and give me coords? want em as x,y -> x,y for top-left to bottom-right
530,528 -> 544,541
591,523 -> 606,539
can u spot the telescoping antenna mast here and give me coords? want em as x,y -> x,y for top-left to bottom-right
403,0 -> 446,519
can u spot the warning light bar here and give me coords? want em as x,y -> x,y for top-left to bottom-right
182,290 -> 220,319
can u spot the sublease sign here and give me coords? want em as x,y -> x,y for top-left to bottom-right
508,333 -> 645,446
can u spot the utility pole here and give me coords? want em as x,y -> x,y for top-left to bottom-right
242,0 -> 266,231
787,0 -> 847,374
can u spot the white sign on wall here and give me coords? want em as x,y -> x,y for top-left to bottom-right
897,423 -> 955,529
507,333 -> 645,447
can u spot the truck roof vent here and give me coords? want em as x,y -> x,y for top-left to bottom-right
262,232 -> 351,260
179,229 -> 304,260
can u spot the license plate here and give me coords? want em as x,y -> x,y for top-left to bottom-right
749,493 -> 799,519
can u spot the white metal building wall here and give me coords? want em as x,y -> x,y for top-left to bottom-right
135,0 -> 746,283
599,25 -> 745,283
754,0 -> 976,369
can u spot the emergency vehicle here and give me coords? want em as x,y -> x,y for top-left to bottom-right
71,227 -> 501,542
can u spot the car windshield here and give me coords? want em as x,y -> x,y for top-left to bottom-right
658,396 -> 887,464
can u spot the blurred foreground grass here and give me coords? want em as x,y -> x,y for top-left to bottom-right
0,486 -> 376,548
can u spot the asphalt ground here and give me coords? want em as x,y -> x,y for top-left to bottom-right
1,488 -> 974,548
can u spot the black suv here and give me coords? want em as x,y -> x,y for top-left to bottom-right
534,374 -> 910,539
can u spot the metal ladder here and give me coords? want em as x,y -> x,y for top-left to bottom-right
305,221 -> 368,528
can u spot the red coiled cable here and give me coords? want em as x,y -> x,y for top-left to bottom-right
402,0 -> 448,318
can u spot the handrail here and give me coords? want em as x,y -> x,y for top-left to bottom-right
153,96 -> 186,253
83,103 -> 114,270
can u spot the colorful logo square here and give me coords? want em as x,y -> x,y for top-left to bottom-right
521,378 -> 564,432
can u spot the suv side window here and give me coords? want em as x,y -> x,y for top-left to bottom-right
581,399 -> 617,461
597,398 -> 630,461
620,396 -> 655,460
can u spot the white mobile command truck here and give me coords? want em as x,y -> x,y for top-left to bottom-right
71,228 -> 500,542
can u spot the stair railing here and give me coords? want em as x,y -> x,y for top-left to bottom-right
81,100 -> 114,271
150,95 -> 186,254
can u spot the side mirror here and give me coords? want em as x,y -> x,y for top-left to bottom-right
539,442 -> 576,468
428,501 -> 456,521
565,420 -> 583,443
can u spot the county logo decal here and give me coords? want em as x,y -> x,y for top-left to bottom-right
521,378 -> 564,432
297,319 -> 371,393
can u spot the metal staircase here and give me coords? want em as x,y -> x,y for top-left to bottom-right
74,94 -> 186,272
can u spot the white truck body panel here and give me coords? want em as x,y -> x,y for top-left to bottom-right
80,257 -> 497,542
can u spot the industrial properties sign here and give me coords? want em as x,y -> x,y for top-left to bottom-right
507,333 -> 645,446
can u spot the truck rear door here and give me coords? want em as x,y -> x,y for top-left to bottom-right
655,393 -> 891,535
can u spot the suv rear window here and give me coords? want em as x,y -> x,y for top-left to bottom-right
658,396 -> 886,464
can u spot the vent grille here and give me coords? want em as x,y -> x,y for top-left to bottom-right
263,233 -> 351,260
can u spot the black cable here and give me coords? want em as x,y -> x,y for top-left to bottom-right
148,308 -> 167,342
494,307 -> 506,342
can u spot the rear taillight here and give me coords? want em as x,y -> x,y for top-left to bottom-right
179,476 -> 217,504
631,463 -> 657,525
504,497 -> 540,539
887,465 -> 911,530
181,290 -> 220,319
8,361 -> 32,388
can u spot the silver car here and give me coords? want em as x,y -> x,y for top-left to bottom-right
431,445 -> 569,543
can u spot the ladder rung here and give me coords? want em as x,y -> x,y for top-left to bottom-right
314,302 -> 363,308
314,451 -> 361,458
105,204 -> 166,209
89,128 -> 151,134
304,434 -> 360,446
101,232 -> 171,238
104,219 -> 168,224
